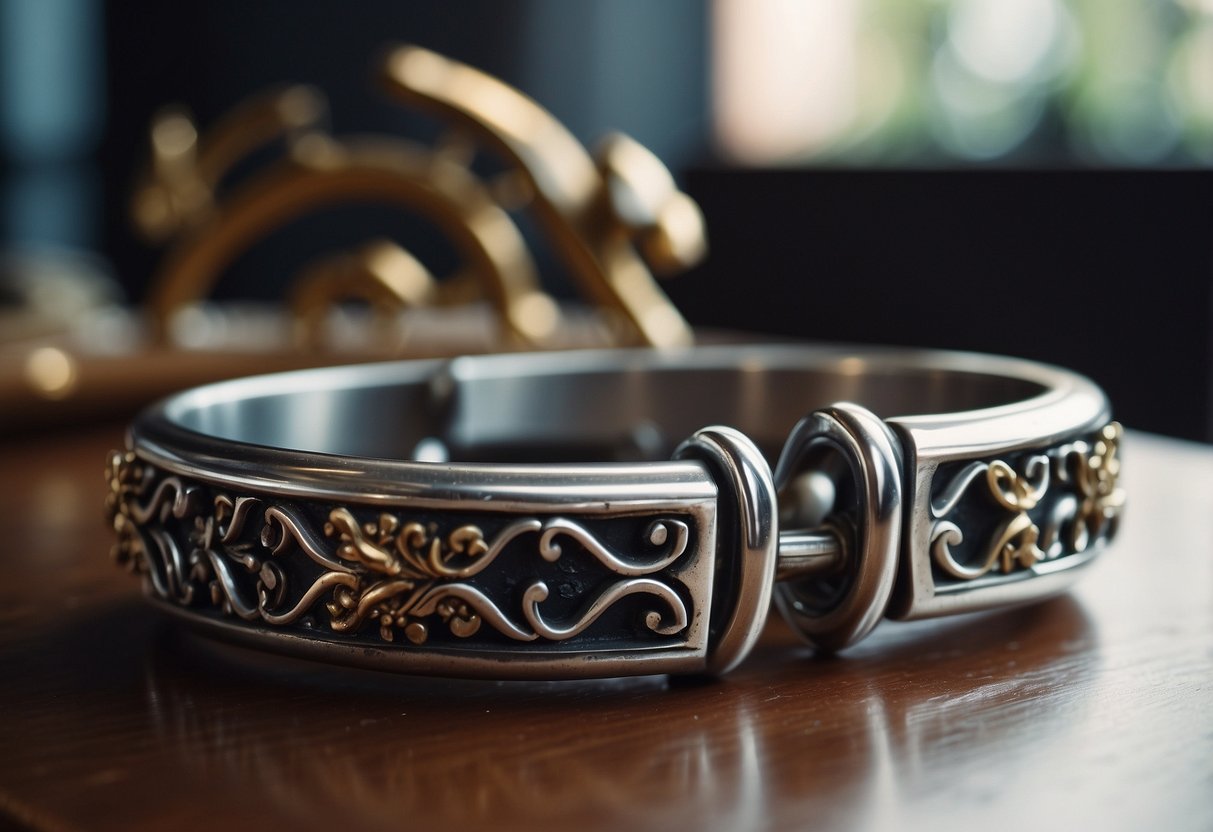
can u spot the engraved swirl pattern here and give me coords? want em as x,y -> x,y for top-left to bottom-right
928,422 -> 1124,583
105,450 -> 693,647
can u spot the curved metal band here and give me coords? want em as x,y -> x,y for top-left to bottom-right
108,344 -> 1122,679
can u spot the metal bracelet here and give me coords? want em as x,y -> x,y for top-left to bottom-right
105,345 -> 1124,679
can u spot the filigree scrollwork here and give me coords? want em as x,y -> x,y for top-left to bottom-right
929,422 -> 1124,583
537,517 -> 689,575
106,451 -> 693,648
932,455 -> 1049,580
314,510 -> 542,642
105,450 -> 208,603
522,579 -> 688,641
1055,422 -> 1126,552
105,449 -> 146,573
311,510 -> 689,644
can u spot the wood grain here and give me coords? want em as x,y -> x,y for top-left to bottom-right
0,425 -> 1209,831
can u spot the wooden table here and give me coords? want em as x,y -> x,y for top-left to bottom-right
1,424 -> 1210,831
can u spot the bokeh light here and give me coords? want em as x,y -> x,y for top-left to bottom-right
713,0 -> 1213,166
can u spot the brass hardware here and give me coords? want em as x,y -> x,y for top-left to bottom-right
1,47 -> 707,431
136,45 -> 704,349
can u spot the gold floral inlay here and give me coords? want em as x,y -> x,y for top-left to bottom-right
931,422 -> 1124,582
105,450 -> 691,646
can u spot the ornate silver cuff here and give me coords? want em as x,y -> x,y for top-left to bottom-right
106,345 -> 1124,678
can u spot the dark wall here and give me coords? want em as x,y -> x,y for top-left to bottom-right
673,169 -> 1213,441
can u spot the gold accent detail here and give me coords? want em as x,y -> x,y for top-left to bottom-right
986,459 -> 1048,513
934,456 -> 1049,581
985,457 -> 1049,574
990,512 -> 1045,575
107,452 -> 689,645
320,508 -> 499,642
1069,421 -> 1126,551
932,423 -> 1124,582
104,449 -> 147,574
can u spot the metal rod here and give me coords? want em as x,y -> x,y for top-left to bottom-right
776,528 -> 847,582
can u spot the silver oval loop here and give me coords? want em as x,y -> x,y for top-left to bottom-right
673,426 -> 778,675
773,403 -> 903,652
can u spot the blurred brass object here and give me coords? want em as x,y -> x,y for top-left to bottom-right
135,45 -> 704,349
132,86 -> 327,244
2,46 -> 705,432
141,132 -> 559,346
382,46 -> 702,345
289,240 -> 440,348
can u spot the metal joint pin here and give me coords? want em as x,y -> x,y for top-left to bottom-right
775,527 -> 847,583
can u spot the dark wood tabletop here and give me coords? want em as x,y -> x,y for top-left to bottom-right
1,423 -> 1210,831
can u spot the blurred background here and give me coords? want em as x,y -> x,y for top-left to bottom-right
1,0 -> 1211,438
